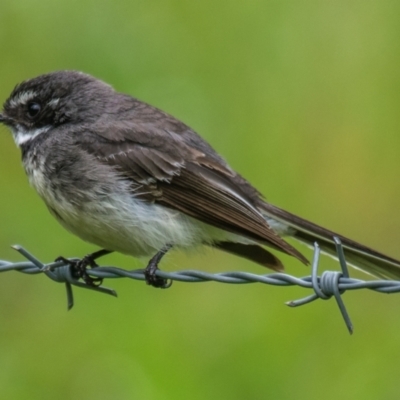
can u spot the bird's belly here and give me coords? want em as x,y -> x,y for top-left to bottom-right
43,186 -> 236,257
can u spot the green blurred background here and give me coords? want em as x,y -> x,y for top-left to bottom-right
1,1 -> 400,399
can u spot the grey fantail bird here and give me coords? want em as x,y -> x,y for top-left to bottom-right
1,70 -> 399,286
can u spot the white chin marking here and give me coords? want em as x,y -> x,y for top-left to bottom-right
13,126 -> 50,146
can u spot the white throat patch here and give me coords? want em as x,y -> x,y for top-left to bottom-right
12,125 -> 51,147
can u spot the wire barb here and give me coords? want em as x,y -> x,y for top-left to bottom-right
1,237 -> 400,332
286,241 -> 353,334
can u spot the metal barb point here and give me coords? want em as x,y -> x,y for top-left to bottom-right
333,237 -> 350,278
12,245 -> 44,269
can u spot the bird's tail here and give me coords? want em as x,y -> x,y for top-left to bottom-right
259,202 -> 400,280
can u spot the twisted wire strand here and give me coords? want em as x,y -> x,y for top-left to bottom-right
1,238 -> 400,334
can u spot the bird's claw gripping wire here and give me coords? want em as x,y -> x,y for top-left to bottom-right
11,245 -> 117,310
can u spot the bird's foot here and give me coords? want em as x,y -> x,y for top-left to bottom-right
55,249 -> 112,287
144,262 -> 171,289
144,245 -> 172,289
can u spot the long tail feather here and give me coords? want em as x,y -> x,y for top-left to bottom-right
260,202 -> 400,280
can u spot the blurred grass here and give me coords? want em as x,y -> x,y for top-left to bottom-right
1,1 -> 400,399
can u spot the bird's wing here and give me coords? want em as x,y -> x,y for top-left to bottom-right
75,121 -> 307,264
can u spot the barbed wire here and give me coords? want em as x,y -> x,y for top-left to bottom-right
1,237 -> 400,334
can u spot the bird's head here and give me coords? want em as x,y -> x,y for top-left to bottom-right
0,70 -> 115,147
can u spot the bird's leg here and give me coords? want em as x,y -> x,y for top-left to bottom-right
144,245 -> 173,288
56,249 -> 113,286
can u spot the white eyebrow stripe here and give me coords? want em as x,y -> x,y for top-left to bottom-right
13,126 -> 51,147
9,90 -> 38,108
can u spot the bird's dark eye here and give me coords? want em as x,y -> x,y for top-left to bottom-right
27,102 -> 41,118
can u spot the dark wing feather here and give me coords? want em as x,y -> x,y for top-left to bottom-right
158,163 -> 296,251
75,121 -> 308,265
212,242 -> 284,271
